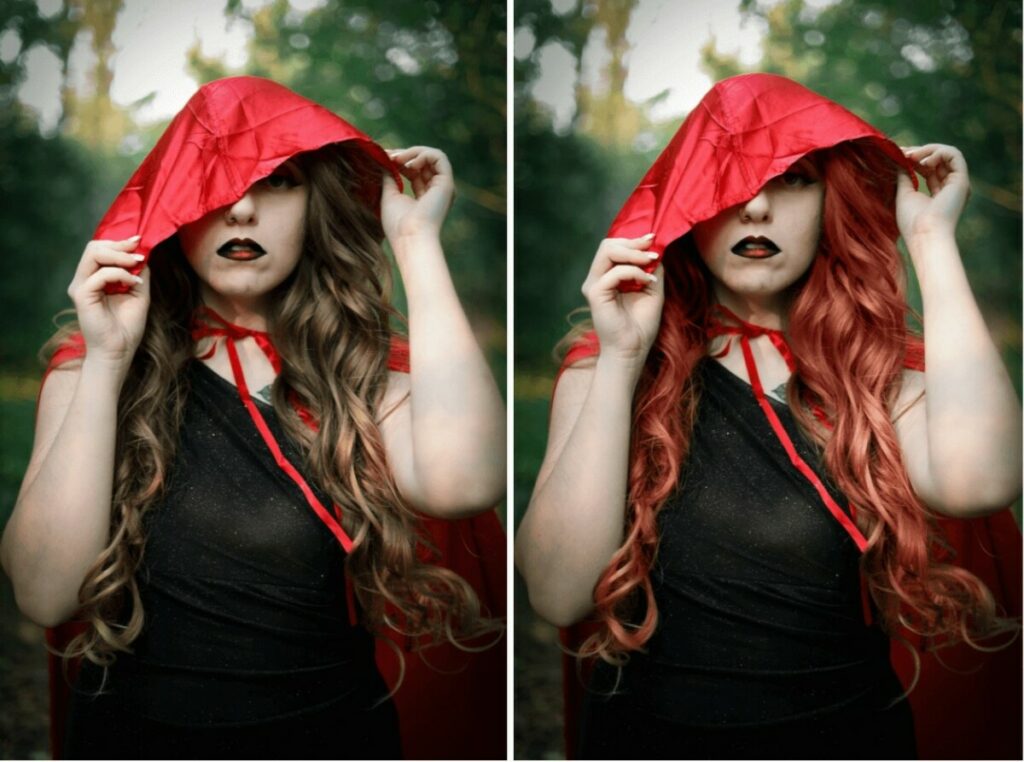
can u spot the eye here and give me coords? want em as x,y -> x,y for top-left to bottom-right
777,165 -> 817,188
262,168 -> 300,190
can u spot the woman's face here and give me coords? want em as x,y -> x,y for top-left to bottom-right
692,157 -> 824,316
179,159 -> 309,311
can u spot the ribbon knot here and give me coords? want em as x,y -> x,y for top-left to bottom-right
191,306 -> 283,375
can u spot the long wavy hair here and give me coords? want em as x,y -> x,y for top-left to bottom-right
46,142 -> 496,677
570,140 -> 1017,667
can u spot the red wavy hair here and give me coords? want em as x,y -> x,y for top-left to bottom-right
572,140 -> 1014,665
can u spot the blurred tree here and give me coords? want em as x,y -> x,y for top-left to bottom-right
576,0 -> 645,147
62,0 -> 133,149
514,0 -> 660,375
0,1 -> 115,370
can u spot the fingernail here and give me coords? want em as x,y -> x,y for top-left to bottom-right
643,232 -> 655,239
129,234 -> 141,241
647,273 -> 658,283
133,275 -> 144,284
132,254 -> 145,262
648,252 -> 659,260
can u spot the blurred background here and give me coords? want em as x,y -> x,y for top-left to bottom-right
0,0 -> 505,757
513,0 -> 1021,757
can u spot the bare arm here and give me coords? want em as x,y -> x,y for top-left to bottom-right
515,236 -> 663,626
1,237 -> 149,626
892,145 -> 1022,516
377,146 -> 505,518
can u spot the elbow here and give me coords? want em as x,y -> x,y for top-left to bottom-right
522,579 -> 593,628
2,539 -> 81,628
411,460 -> 506,520
530,592 -> 591,628
10,582 -> 79,629
412,483 -> 505,520
922,480 -> 1022,519
514,544 -> 593,628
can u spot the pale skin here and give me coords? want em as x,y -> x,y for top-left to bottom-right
2,146 -> 506,628
516,144 -> 1022,627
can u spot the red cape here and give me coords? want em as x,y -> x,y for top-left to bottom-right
608,73 -> 917,288
42,75 -> 504,760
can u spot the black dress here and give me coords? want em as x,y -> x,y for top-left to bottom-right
64,361 -> 400,760
580,359 -> 916,760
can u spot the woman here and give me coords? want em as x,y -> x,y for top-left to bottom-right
1,76 -> 505,759
516,73 -> 1020,759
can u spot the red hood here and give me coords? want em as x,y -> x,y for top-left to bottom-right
94,75 -> 400,271
608,72 -> 917,256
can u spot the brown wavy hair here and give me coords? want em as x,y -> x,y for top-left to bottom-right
46,142 -> 497,680
564,140 -> 1018,667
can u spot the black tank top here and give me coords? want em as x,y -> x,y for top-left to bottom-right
589,358 -> 904,727
72,360 -> 389,726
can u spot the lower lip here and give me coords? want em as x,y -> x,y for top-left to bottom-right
217,249 -> 266,261
732,248 -> 779,259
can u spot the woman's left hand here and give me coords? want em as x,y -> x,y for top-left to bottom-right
381,146 -> 455,246
896,144 -> 971,243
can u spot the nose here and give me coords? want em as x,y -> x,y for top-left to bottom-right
739,187 -> 771,223
225,191 -> 257,224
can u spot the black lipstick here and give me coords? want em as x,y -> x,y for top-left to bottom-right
216,238 -> 267,261
730,236 -> 780,259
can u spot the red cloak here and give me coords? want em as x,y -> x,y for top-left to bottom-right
560,73 -> 1022,759
43,76 -> 505,760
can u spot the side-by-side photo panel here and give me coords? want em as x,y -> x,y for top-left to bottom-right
1,2 -> 507,760
514,1 -> 1022,760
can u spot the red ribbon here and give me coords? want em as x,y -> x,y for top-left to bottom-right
706,305 -> 869,555
190,307 -> 355,555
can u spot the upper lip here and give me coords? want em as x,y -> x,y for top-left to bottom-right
217,237 -> 267,255
730,235 -> 780,255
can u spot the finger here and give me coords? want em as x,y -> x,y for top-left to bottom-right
604,244 -> 660,269
401,147 -> 453,177
919,161 -> 944,196
381,171 -> 402,199
74,266 -> 145,303
74,237 -> 142,284
895,171 -> 915,197
591,236 -> 657,278
92,248 -> 146,269
594,264 -> 659,296
616,233 -> 656,250
399,166 -> 427,198
107,234 -> 142,251
136,264 -> 151,300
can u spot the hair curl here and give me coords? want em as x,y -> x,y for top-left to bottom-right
569,140 -> 1017,667
46,142 -> 497,681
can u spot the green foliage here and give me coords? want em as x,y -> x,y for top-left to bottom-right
0,400 -> 35,526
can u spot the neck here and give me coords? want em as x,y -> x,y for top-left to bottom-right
198,286 -> 271,332
711,284 -> 789,331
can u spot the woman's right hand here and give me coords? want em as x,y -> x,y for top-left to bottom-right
68,236 -> 151,372
581,234 -> 665,374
